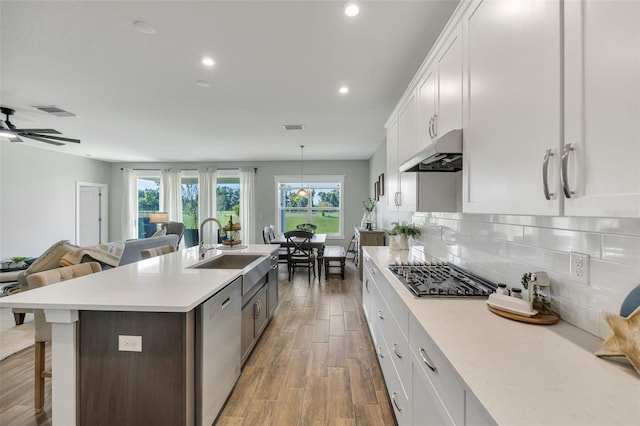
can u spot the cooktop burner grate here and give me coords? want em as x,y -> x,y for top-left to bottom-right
388,261 -> 497,298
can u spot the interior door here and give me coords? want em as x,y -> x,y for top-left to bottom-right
77,183 -> 107,246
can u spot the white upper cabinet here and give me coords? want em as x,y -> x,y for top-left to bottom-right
417,68 -> 437,152
435,25 -> 463,140
387,112 -> 418,212
462,0 -> 562,215
398,93 -> 418,165
417,25 -> 462,152
563,0 -> 640,218
387,118 -> 400,209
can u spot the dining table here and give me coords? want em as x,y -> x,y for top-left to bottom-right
270,232 -> 326,277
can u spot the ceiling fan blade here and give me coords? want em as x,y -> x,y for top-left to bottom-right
23,133 -> 81,144
22,134 -> 65,146
13,128 -> 62,134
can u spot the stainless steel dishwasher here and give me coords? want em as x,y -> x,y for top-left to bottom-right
195,276 -> 242,425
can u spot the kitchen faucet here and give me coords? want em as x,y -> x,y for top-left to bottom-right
199,217 -> 223,258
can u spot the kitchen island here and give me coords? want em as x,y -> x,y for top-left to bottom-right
363,246 -> 639,426
0,244 -> 278,426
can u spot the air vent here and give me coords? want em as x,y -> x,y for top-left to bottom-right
34,106 -> 76,117
283,124 -> 304,131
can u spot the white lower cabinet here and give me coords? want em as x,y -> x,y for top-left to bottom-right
377,324 -> 411,426
464,390 -> 495,426
411,349 -> 455,426
409,312 -> 464,425
363,252 -> 496,426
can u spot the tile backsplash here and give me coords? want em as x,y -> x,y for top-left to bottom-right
407,212 -> 640,339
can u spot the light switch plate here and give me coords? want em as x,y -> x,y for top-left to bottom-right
118,335 -> 142,352
569,252 -> 590,285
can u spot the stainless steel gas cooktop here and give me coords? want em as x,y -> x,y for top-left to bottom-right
388,261 -> 497,298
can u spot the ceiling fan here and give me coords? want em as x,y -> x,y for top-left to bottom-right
0,106 -> 80,146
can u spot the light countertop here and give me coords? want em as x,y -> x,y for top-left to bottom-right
0,245 -> 277,313
363,246 -> 640,426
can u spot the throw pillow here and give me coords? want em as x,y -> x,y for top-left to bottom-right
152,228 -> 167,237
25,240 -> 79,276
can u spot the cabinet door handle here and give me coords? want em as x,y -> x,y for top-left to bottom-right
369,268 -> 376,276
561,143 -> 575,198
377,346 -> 384,358
254,300 -> 261,319
432,114 -> 438,139
542,149 -> 555,200
270,255 -> 278,261
392,343 -> 403,359
221,297 -> 231,309
419,347 -> 436,372
377,309 -> 385,320
365,279 -> 369,293
429,116 -> 433,139
392,392 -> 403,412
271,264 -> 278,270
395,192 -> 401,206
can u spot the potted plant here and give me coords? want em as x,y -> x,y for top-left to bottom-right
361,197 -> 377,230
386,222 -> 421,250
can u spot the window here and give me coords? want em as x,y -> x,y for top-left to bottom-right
181,171 -> 198,230
136,172 -> 160,238
276,175 -> 344,237
130,169 -> 243,242
217,170 -> 240,225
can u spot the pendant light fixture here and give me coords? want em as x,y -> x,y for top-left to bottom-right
296,145 -> 309,197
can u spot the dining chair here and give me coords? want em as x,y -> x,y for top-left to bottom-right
140,244 -> 176,259
266,225 -> 288,266
25,262 -> 102,413
284,230 -> 316,283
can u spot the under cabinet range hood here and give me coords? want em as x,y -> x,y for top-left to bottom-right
399,129 -> 463,172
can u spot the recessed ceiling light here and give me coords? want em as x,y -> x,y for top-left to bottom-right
201,57 -> 215,67
196,80 -> 211,87
133,20 -> 156,35
339,86 -> 349,95
344,3 -> 360,17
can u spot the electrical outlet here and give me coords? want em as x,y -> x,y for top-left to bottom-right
118,335 -> 142,352
569,252 -> 590,284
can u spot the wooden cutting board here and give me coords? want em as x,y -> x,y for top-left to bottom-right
487,305 -> 559,325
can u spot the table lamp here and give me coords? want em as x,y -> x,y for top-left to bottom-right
149,212 -> 169,232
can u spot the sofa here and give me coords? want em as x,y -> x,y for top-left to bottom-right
13,235 -> 179,324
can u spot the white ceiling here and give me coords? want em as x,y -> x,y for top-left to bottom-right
0,0 -> 459,163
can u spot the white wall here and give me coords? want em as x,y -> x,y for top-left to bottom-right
108,160 -> 370,247
0,141 -> 111,258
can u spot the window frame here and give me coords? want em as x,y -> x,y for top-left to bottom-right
134,170 -> 161,238
274,174 -> 345,239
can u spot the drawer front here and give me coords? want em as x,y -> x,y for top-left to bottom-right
378,296 -> 411,394
411,349 -> 455,426
375,269 -> 409,340
376,326 -> 412,426
409,313 -> 464,426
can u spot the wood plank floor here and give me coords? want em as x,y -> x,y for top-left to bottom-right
217,262 -> 395,425
0,262 -> 394,426
0,342 -> 52,426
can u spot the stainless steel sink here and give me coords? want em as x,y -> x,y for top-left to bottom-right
190,254 -> 264,270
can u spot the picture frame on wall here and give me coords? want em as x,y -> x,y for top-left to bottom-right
374,181 -> 379,201
378,173 -> 385,196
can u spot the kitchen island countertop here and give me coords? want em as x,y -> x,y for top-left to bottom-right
364,246 -> 640,426
0,244 -> 277,313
